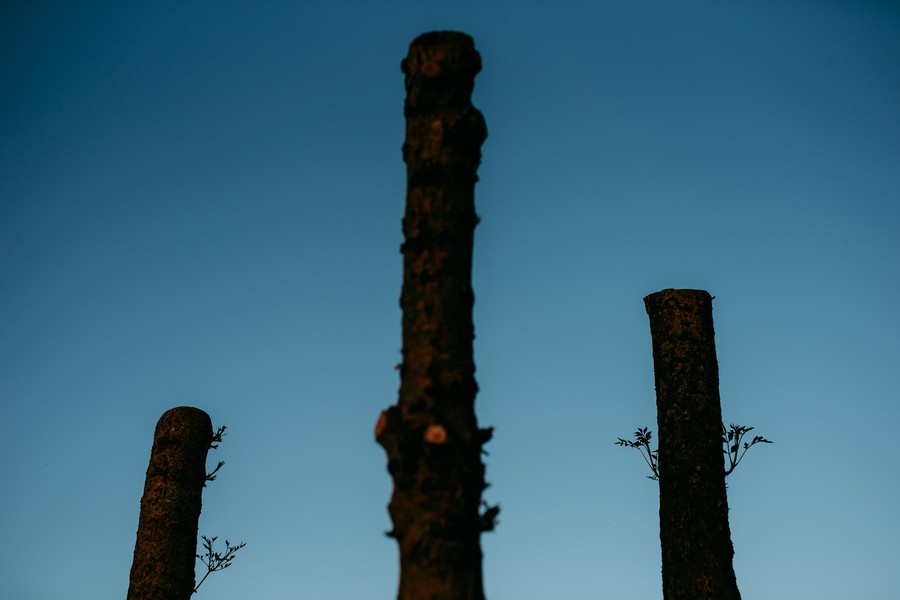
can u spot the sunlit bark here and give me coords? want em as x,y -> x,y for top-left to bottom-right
127,407 -> 212,600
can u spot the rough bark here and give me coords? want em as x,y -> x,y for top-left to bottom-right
644,289 -> 741,600
375,31 -> 491,600
127,407 -> 213,600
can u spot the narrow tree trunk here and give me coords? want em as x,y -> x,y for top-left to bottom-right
127,407 -> 213,600
375,31 -> 491,600
644,289 -> 741,600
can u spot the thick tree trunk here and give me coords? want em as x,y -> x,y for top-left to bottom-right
127,407 -> 213,600
375,31 -> 491,600
644,289 -> 741,600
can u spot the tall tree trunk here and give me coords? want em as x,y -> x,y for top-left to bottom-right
644,289 -> 741,600
375,31 -> 491,600
128,407 -> 213,600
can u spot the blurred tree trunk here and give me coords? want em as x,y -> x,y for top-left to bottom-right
375,31 -> 491,600
644,289 -> 741,600
127,407 -> 213,600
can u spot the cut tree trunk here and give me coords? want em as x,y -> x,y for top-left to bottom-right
127,407 -> 213,600
375,30 -> 491,600
644,289 -> 741,600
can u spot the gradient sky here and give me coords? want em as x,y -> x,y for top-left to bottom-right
2,1 -> 899,599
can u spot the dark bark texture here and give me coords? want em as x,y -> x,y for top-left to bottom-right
127,407 -> 213,600
644,289 -> 741,600
375,31 -> 490,600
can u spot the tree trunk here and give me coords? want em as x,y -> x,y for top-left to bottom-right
644,289 -> 741,600
375,31 -> 491,600
127,407 -> 213,600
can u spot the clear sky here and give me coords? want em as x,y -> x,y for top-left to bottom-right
2,1 -> 899,599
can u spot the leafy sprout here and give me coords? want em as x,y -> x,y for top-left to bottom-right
723,423 -> 773,476
615,427 -> 660,480
193,424 -> 246,595
204,425 -> 227,486
193,535 -> 247,594
616,422 -> 772,481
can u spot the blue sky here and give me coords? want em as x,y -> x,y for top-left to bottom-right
2,1 -> 899,598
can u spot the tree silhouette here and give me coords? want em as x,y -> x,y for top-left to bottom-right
128,407 -> 213,600
644,289 -> 742,600
127,409 -> 243,599
375,31 -> 495,600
